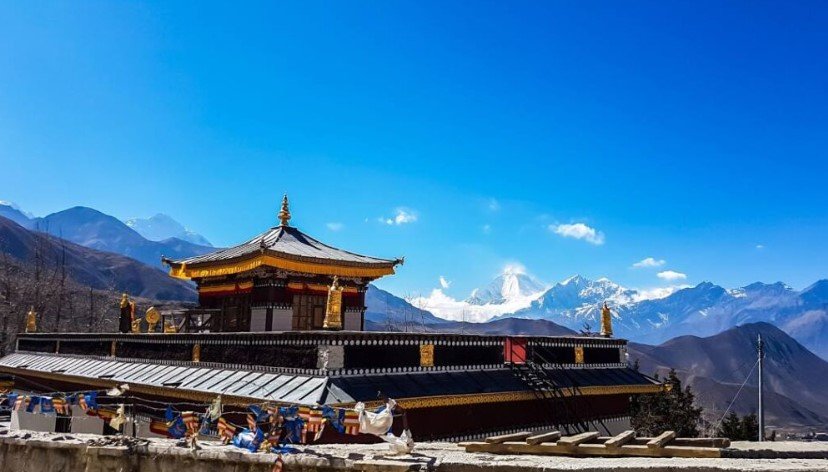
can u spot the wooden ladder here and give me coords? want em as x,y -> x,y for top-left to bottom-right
462,430 -> 730,458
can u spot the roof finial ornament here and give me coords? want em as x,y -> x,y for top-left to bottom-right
278,194 -> 291,226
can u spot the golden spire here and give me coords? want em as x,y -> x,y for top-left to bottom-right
278,194 -> 291,226
600,301 -> 613,337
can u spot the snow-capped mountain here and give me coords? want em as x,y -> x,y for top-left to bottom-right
125,213 -> 213,247
502,275 -> 639,331
498,276 -> 828,360
466,271 -> 546,305
409,268 -> 547,322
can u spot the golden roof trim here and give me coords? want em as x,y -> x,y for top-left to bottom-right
169,253 -> 396,280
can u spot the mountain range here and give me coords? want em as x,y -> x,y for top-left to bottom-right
481,275 -> 828,360
0,215 -> 196,301
1,203 -> 214,269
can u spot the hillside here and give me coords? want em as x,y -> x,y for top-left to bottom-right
32,207 -> 214,269
364,284 -> 449,327
0,216 -> 196,301
629,323 -> 828,428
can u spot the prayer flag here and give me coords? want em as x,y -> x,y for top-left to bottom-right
232,427 -> 264,452
208,396 -> 222,421
109,405 -> 127,430
150,419 -> 171,437
306,407 -> 324,434
167,416 -> 186,439
247,413 -> 257,431
164,405 -> 175,422
40,397 -> 54,414
14,395 -> 27,411
6,393 -> 18,409
217,417 -> 237,444
26,396 -> 41,413
52,397 -> 68,415
181,411 -> 199,435
97,408 -> 116,421
343,409 -> 360,435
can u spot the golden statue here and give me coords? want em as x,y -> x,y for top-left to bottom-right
323,276 -> 343,330
145,307 -> 160,333
25,306 -> 37,333
600,301 -> 613,337
192,343 -> 201,363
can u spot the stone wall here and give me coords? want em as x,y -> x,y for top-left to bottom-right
2,429 -> 828,472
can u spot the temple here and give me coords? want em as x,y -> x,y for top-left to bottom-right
161,195 -> 402,333
0,196 -> 663,443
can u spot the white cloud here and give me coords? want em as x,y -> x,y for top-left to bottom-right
657,270 -> 687,281
550,223 -> 605,245
756,244 -> 765,250
439,276 -> 451,289
488,198 -> 500,212
633,285 -> 690,301
410,288 -> 540,323
379,208 -> 418,226
632,257 -> 666,269
326,222 -> 344,231
482,224 -> 491,234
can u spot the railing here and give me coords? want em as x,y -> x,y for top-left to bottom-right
160,309 -> 224,333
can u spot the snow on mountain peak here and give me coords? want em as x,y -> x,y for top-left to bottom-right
467,270 -> 546,306
124,213 -> 212,247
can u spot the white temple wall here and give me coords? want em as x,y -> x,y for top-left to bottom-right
249,307 -> 268,332
272,308 -> 293,331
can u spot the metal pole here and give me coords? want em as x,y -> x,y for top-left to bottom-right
758,334 -> 764,442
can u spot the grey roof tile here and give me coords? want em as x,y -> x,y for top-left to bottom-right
167,225 -> 399,268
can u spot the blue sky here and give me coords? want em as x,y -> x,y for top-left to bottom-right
1,1 -> 826,299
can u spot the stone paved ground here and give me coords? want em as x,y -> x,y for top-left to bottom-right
2,426 -> 828,471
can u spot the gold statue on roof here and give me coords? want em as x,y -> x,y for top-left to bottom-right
278,194 -> 291,226
323,276 -> 343,330
25,306 -> 37,333
600,301 -> 613,337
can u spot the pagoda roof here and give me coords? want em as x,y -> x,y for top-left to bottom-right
164,225 -> 400,279
163,196 -> 401,279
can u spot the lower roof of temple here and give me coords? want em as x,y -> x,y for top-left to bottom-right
0,351 -> 662,409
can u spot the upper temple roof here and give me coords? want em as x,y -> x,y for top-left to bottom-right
162,195 -> 401,279
167,225 -> 399,268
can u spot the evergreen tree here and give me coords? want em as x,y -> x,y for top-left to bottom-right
717,411 -> 743,440
740,413 -> 760,441
630,368 -> 703,437
716,412 -> 760,441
